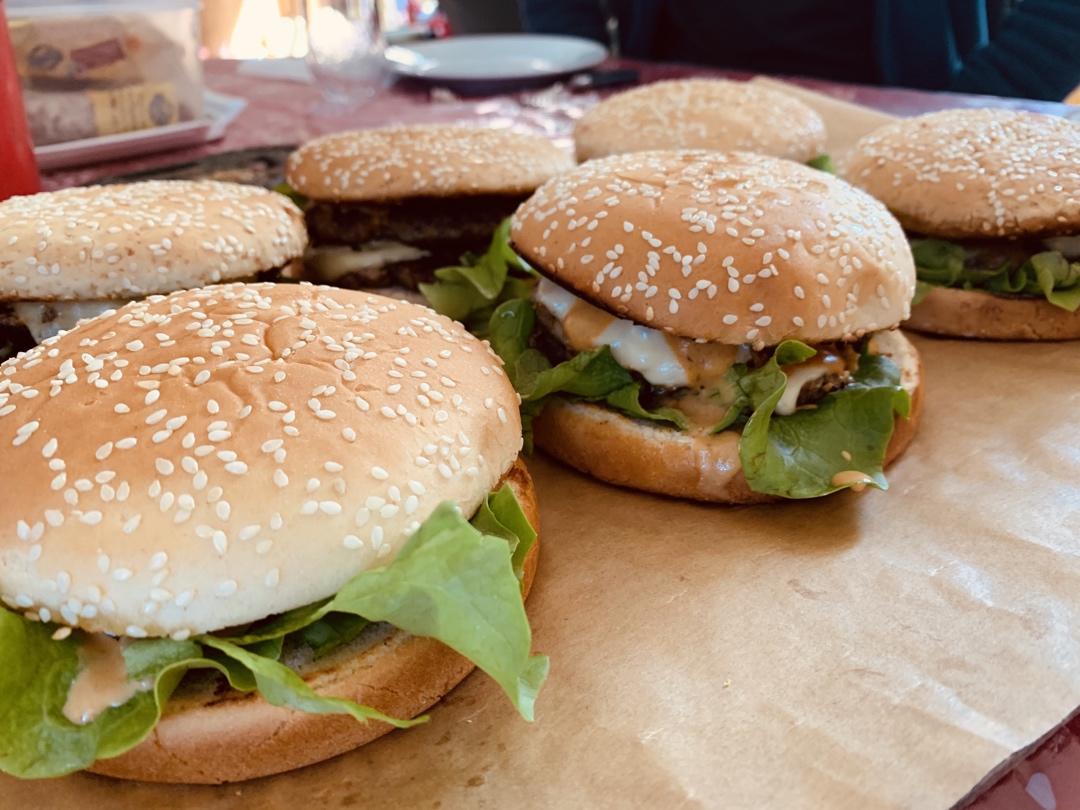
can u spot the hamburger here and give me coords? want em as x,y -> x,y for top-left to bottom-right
493,150 -> 921,503
573,79 -> 829,168
0,282 -> 544,784
284,125 -> 574,296
0,180 -> 306,361
843,108 -> 1080,340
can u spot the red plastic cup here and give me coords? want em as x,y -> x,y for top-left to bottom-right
0,0 -> 40,200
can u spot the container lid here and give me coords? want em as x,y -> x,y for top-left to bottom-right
6,0 -> 198,17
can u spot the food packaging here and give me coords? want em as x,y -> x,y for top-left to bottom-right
5,0 -> 203,146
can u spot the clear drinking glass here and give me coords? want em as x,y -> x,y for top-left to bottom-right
303,0 -> 384,106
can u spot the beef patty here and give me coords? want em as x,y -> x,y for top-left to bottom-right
305,194 -> 525,248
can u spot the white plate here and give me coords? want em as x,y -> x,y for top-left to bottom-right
384,34 -> 607,84
34,121 -> 211,172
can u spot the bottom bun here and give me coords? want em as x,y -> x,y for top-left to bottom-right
90,458 -> 540,784
908,286 -> 1080,340
534,330 -> 922,504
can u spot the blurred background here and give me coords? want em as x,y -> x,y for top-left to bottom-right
200,0 -> 506,59
202,0 -> 1080,100
2,0 -> 1077,194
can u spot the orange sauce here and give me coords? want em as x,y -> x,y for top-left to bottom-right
63,634 -> 143,725
831,470 -> 874,492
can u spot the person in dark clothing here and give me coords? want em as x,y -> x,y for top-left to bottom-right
519,0 -> 1080,101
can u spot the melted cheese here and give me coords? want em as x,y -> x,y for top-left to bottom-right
533,277 -> 737,388
13,300 -> 120,342
307,241 -> 430,282
533,277 -> 852,412
775,355 -> 845,416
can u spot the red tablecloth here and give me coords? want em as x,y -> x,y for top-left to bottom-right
44,59 -> 1077,190
41,59 -> 1080,810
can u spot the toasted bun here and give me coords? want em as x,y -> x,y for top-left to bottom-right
574,79 -> 827,163
534,329 -> 921,503
907,286 -> 1080,340
286,125 -> 574,202
0,283 -> 522,639
0,181 -> 307,302
842,109 -> 1080,238
90,458 -> 539,784
512,150 -> 915,347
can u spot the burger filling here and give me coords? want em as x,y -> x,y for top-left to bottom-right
0,479 -> 545,780
532,276 -> 859,424
910,234 -> 1080,310
486,277 -> 910,500
304,195 -> 527,291
419,218 -> 539,333
0,265 -> 294,361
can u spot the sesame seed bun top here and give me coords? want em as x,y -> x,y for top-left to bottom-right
842,108 -> 1080,238
0,283 -> 522,639
0,181 -> 307,302
286,124 -> 575,203
573,79 -> 827,163
512,150 -> 915,347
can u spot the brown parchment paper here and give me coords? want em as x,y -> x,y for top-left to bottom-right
5,333 -> 1080,810
6,93 -> 1080,810
750,75 -> 900,159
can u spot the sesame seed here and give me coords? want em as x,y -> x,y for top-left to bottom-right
215,580 -> 238,597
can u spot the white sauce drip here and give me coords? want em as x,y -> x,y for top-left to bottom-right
13,300 -> 119,342
533,277 -> 847,408
775,360 -> 838,416
307,241 -> 430,281
533,277 -> 691,387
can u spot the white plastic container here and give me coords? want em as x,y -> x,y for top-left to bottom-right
6,0 -> 203,146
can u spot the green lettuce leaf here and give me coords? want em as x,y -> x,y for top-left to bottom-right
0,485 -> 544,779
910,238 -> 968,286
806,154 -> 835,173
201,637 -> 420,728
302,498 -> 547,720
0,614 -> 242,779
911,238 -> 1080,312
488,299 -> 686,446
296,614 -> 371,659
1031,252 -> 1080,311
206,485 -> 545,718
471,483 -> 538,581
421,219 -> 537,333
720,340 -> 910,499
273,181 -> 309,210
711,341 -> 816,434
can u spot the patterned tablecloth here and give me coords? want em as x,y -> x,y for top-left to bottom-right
42,58 -> 1080,810
44,58 -> 1077,191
